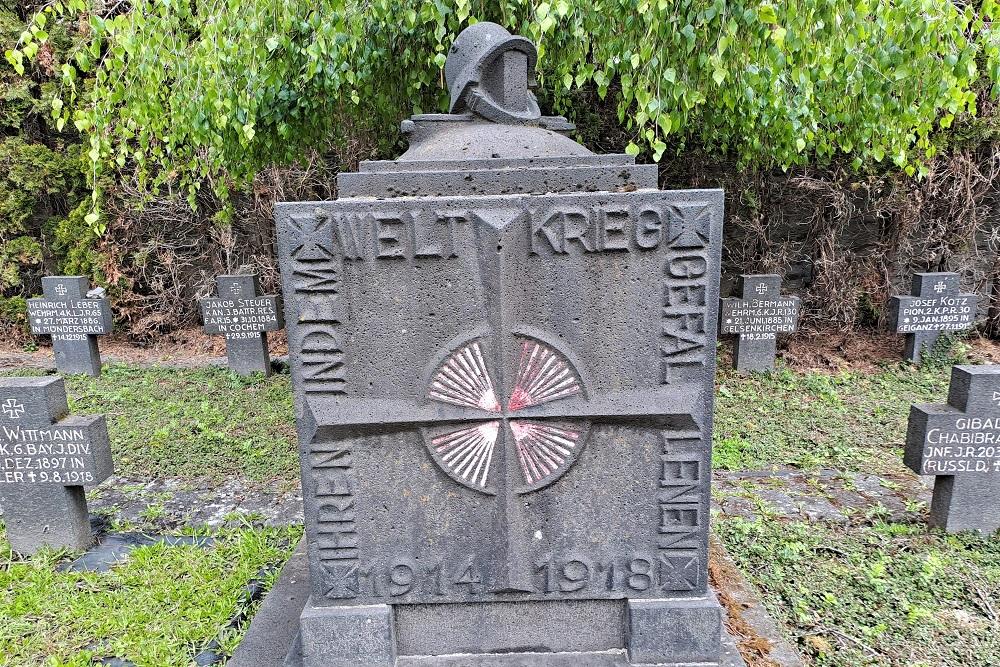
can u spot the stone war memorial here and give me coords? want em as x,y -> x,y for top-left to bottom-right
889,272 -> 978,363
905,365 -> 1000,534
719,274 -> 800,372
0,376 -> 113,555
200,274 -> 284,375
271,23 -> 736,667
26,276 -> 113,376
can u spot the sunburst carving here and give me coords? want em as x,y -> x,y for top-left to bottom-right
507,339 -> 581,411
509,420 -> 582,485
427,341 -> 501,412
425,337 -> 587,492
430,421 -> 501,490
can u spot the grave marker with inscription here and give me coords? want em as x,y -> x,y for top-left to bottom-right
905,365 -> 1000,534
273,23 -> 734,667
719,274 -> 799,372
27,276 -> 112,376
889,272 -> 978,363
0,376 -> 112,554
200,274 -> 284,376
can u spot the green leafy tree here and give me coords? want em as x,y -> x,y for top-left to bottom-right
1,3 -> 92,335
6,0 -> 1000,227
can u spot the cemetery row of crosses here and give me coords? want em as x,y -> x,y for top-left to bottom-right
1,23 -> 997,667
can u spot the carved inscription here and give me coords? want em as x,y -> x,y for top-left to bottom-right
311,440 -> 360,598
289,213 -> 347,395
659,204 -> 713,384
895,296 -> 976,333
27,299 -> 111,341
277,191 -> 722,607
201,296 -> 281,339
528,202 -> 708,255
334,209 -> 462,260
720,298 -> 798,340
654,429 -> 703,591
320,552 -> 695,602
914,415 -> 1000,474
0,420 -> 104,485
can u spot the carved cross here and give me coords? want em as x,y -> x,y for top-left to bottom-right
719,274 -> 799,372
308,222 -> 699,599
27,276 -> 112,376
890,272 -> 978,363
0,377 -> 112,554
905,365 -> 1000,533
200,275 -> 284,376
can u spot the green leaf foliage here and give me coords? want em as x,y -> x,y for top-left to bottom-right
8,0 -> 1000,217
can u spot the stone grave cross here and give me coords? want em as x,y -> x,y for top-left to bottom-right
890,272 -> 978,362
200,274 -> 284,376
904,365 -> 1000,533
27,276 -> 112,376
719,274 -> 800,372
0,376 -> 113,554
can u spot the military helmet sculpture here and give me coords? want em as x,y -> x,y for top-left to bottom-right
444,22 -> 542,123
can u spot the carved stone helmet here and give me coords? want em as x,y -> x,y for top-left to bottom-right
444,21 -> 541,123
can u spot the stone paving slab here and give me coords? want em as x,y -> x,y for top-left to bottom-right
713,467 -> 933,524
52,464 -> 935,532
83,475 -> 303,528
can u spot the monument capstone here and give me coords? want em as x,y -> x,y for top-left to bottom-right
27,276 -> 112,376
0,376 -> 112,554
275,23 -> 733,666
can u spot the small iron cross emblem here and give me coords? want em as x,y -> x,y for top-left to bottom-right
2,399 -> 24,419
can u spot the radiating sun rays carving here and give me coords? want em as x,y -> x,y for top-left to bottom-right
425,337 -> 586,494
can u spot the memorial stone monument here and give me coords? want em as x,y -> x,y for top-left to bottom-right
904,365 -> 1000,534
719,274 -> 799,372
275,23 -> 733,666
27,276 -> 112,376
0,376 -> 113,554
200,274 -> 284,376
889,272 -> 978,363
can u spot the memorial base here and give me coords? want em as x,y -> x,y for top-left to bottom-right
232,544 -> 746,667
0,484 -> 92,555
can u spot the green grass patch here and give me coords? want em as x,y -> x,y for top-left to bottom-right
0,523 -> 302,666
713,364 -> 952,472
716,515 -> 1000,667
3,365 -> 299,482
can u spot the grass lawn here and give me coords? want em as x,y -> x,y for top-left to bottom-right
0,523 -> 301,667
2,365 -> 299,483
714,362 -> 952,473
716,515 -> 1000,667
